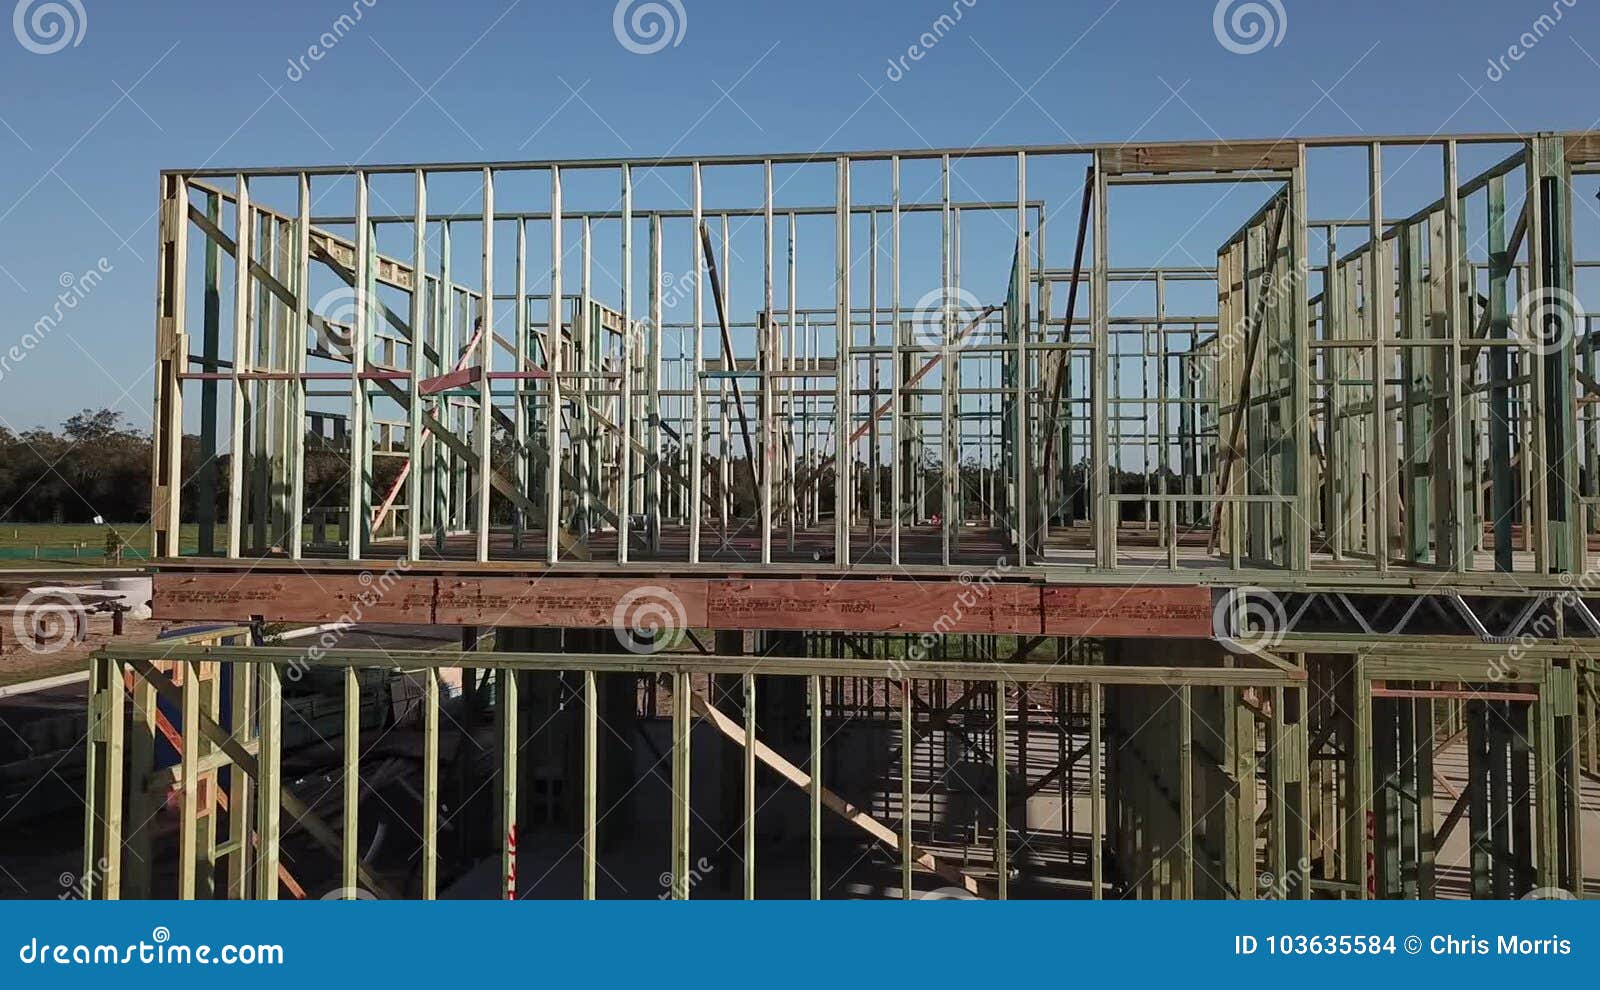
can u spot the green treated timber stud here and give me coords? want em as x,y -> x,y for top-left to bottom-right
178,660 -> 199,899
342,666 -> 359,898
809,672 -> 822,900
498,667 -> 518,900
583,670 -> 598,900
742,672 -> 755,901
995,678 -> 1008,899
422,668 -> 439,900
901,680 -> 913,900
257,663 -> 282,900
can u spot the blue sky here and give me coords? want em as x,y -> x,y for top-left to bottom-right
0,0 -> 1597,429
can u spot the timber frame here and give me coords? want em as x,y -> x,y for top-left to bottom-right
96,131 -> 1600,900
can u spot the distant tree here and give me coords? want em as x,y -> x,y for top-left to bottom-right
0,409 -> 160,524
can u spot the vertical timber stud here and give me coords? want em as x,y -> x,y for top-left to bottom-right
288,175 -> 311,559
1015,153 -> 1029,565
1535,135 -> 1580,573
226,176 -> 250,559
743,673 -> 756,899
836,158 -> 853,566
900,678 -> 913,899
350,171 -> 371,560
809,673 -> 823,900
478,168 -> 495,561
514,218 -> 529,551
1092,154 -> 1112,569
85,658 -> 125,899
1288,143 -> 1312,571
621,165 -> 634,566
1354,657 -> 1373,899
548,166 -> 564,565
762,162 -> 775,565
128,661 -> 158,899
690,164 -> 704,565
1180,683 -> 1195,898
407,170 -> 427,562
498,667 -> 518,899
583,670 -> 598,899
671,670 -> 691,899
1090,681 -> 1104,896
941,156 -> 955,567
152,175 -> 188,559
422,669 -> 439,899
256,663 -> 282,899
222,655 -> 251,899
1443,143 -> 1471,572
995,679 -> 1009,898
648,213 -> 663,551
1370,146 -> 1391,573
890,157 -> 903,567
342,666 -> 359,897
82,658 -> 102,898
178,661 -> 199,898
1488,173 -> 1514,572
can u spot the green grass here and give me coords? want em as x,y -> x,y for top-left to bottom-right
0,522 -> 199,567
